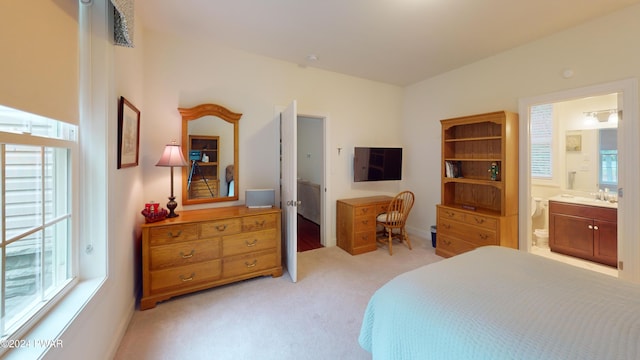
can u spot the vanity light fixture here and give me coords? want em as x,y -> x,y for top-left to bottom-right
583,112 -> 597,126
156,140 -> 188,218
582,109 -> 620,125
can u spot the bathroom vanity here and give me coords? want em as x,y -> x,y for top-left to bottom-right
548,196 -> 617,267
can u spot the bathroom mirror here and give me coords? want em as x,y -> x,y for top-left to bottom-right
565,127 -> 618,193
180,104 -> 241,205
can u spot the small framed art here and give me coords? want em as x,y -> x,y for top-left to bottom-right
566,134 -> 582,152
117,96 -> 140,168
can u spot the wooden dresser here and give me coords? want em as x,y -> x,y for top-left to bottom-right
436,205 -> 517,257
336,196 -> 392,255
140,206 -> 282,310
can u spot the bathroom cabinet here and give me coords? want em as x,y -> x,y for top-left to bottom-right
548,200 -> 617,267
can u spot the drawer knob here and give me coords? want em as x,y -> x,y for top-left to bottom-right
246,239 -> 258,247
443,223 -> 451,229
446,211 -> 455,217
255,220 -> 266,227
443,239 -> 452,245
168,230 -> 183,238
216,224 -> 228,232
180,273 -> 195,282
474,217 -> 485,224
245,260 -> 258,268
180,250 -> 195,259
479,233 -> 489,240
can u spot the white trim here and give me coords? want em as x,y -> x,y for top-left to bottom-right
519,78 -> 640,283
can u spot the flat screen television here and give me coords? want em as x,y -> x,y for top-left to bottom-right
354,147 -> 402,182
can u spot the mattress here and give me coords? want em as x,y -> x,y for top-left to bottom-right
359,246 -> 640,359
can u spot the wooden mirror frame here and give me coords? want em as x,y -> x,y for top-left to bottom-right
179,104 -> 241,205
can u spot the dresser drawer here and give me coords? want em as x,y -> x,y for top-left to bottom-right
149,224 -> 198,246
242,213 -> 277,232
200,218 -> 242,238
222,229 -> 277,256
462,213 -> 498,230
437,234 -> 477,256
354,231 -> 376,248
438,207 -> 465,222
354,216 -> 376,232
223,250 -> 278,278
150,238 -> 220,270
149,259 -> 222,293
438,218 -> 497,246
376,203 -> 389,215
355,205 -> 377,217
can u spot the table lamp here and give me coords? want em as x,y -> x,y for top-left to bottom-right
156,140 -> 188,218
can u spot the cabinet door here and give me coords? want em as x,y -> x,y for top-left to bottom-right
550,213 -> 593,259
594,219 -> 617,267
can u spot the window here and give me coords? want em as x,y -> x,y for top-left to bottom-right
0,106 -> 77,344
530,104 -> 553,179
599,128 -> 618,190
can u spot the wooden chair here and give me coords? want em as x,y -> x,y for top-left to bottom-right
376,191 -> 415,255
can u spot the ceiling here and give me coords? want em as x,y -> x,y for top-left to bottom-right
137,0 -> 640,86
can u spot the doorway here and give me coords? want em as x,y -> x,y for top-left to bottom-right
528,93 -> 619,277
518,78 -> 640,283
297,116 -> 325,252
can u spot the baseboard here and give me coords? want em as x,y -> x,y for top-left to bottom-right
105,296 -> 137,359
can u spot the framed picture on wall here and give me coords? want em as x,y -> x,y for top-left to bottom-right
117,96 -> 141,168
566,134 -> 582,152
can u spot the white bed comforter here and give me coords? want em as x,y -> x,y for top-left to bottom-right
359,246 -> 640,360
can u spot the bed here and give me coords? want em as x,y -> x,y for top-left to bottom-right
359,246 -> 640,359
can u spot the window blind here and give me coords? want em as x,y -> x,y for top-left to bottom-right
0,0 -> 79,125
530,104 -> 553,179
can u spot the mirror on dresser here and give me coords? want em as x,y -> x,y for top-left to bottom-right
179,104 -> 241,205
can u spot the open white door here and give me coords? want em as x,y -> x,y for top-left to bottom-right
280,100 -> 298,282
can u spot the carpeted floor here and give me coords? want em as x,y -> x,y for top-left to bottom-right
114,235 -> 442,360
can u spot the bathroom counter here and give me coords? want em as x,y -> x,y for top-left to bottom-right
548,194 -> 618,209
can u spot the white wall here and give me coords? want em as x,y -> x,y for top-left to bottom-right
140,29 -> 405,245
297,116 -> 323,185
403,4 -> 640,239
41,2 -> 145,358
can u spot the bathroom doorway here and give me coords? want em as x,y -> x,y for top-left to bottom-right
518,79 -> 640,283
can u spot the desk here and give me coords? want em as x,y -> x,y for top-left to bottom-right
336,196 -> 392,255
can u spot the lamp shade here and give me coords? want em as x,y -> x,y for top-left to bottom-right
156,142 -> 188,167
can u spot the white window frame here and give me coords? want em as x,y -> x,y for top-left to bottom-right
0,130 -> 78,352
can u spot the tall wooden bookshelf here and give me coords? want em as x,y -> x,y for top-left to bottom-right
436,111 -> 519,258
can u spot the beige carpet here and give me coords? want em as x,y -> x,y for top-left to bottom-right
114,236 -> 443,360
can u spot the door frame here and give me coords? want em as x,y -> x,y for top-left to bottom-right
518,78 -> 640,282
276,103 -> 331,282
